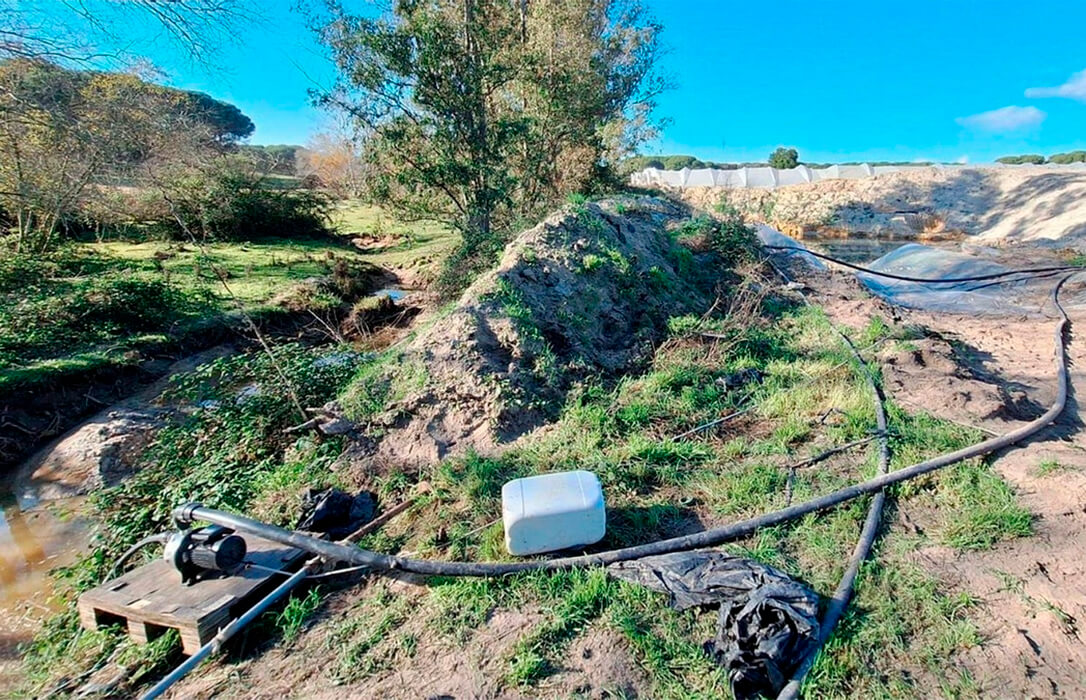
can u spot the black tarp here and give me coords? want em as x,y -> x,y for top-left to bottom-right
296,488 -> 376,539
608,550 -> 820,699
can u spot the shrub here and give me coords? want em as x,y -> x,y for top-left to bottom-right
1047,150 -> 1086,164
434,235 -> 505,297
160,161 -> 332,242
673,214 -> 758,265
709,212 -> 759,264
0,267 -> 210,369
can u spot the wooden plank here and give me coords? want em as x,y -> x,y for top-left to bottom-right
79,534 -> 304,654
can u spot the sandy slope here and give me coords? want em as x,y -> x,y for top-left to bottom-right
683,167 -> 1086,251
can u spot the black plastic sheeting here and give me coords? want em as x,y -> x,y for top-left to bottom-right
608,550 -> 820,700
296,488 -> 376,539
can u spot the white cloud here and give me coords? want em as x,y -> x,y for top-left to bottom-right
955,155 -> 969,164
955,105 -> 1046,132
1026,69 -> 1086,102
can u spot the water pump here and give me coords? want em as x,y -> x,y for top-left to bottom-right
163,524 -> 247,585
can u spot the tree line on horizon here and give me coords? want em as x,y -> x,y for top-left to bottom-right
626,151 -> 945,172
996,152 -> 1086,165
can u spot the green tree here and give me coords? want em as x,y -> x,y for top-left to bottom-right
242,144 -> 303,175
768,147 -> 799,169
313,0 -> 663,269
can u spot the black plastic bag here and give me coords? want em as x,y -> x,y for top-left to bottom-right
296,487 -> 376,539
608,550 -> 820,699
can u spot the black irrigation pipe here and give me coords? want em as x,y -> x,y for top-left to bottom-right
778,313 -> 893,699
763,244 -> 1083,284
767,246 -> 1077,696
176,265 -> 1073,576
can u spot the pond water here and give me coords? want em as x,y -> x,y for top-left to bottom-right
373,288 -> 407,301
805,238 -> 912,264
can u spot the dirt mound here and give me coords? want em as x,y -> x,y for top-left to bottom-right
683,167 -> 1086,251
343,196 -> 727,467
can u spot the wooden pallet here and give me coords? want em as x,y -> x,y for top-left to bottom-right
78,535 -> 304,654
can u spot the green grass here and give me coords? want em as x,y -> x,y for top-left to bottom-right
935,464 -> 1033,550
0,201 -> 456,393
0,239 -> 342,388
277,588 -> 324,643
93,203 -> 456,301
0,249 -> 215,374
1034,457 -> 1068,476
506,570 -> 614,686
93,238 -> 358,305
327,584 -> 413,685
377,306 -> 1029,697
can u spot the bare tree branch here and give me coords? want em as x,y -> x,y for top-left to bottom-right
1,1 -> 260,67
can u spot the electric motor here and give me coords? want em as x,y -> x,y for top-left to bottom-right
163,525 -> 247,585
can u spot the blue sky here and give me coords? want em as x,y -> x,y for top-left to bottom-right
37,0 -> 1086,164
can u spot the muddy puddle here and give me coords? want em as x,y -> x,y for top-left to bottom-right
0,489 -> 89,640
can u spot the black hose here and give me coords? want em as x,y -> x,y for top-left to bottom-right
766,238 -> 896,698
174,267 -> 1071,576
763,244 -> 1081,284
108,533 -> 169,580
778,329 -> 892,699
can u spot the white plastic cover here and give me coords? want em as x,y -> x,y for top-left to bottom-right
628,163 -> 1086,190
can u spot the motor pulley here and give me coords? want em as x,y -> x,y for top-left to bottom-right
163,524 -> 247,585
